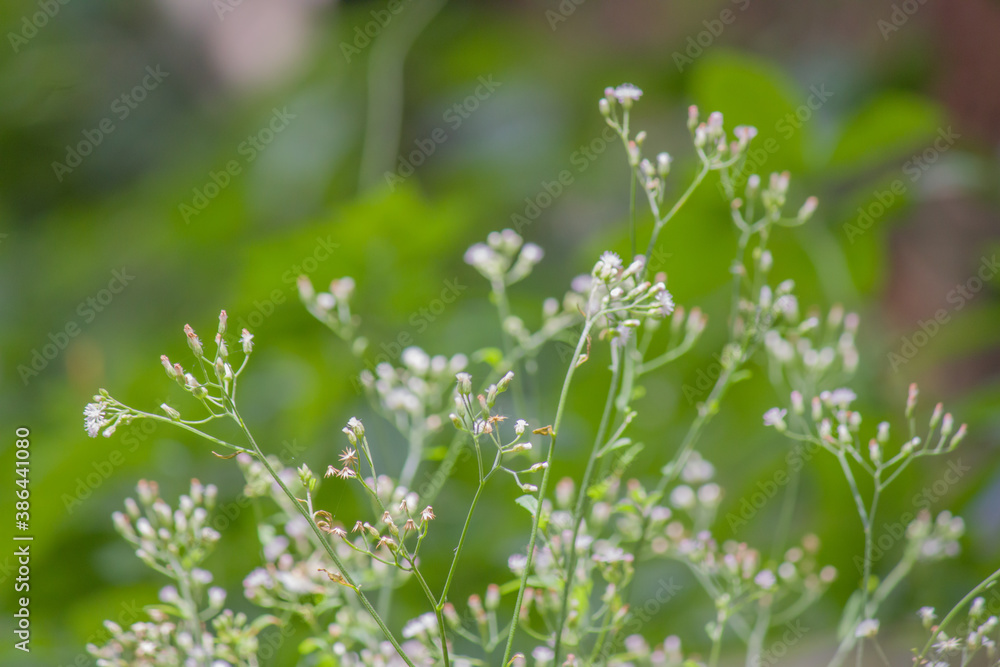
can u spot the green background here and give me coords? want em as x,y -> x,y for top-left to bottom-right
2,0 -> 999,664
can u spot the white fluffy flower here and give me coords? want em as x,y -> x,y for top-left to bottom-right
84,401 -> 107,438
240,329 -> 254,354
855,619 -> 880,638
612,83 -> 643,103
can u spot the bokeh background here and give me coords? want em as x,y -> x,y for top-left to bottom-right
2,0 -> 1000,664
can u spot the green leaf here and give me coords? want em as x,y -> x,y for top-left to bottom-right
595,436 -> 633,458
690,51 -> 805,175
515,494 -> 539,516
829,93 -> 943,173
473,346 -> 505,368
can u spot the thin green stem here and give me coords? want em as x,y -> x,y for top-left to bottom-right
642,162 -> 711,276
409,565 -> 449,666
357,0 -> 447,189
501,319 -> 593,664
493,279 -> 528,419
629,167 -> 637,259
709,621 -> 726,667
917,566 -> 1000,662
228,407 -> 416,667
552,356 -> 621,662
439,472 -> 491,607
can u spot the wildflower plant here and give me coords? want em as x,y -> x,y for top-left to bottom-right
82,84 -> 994,667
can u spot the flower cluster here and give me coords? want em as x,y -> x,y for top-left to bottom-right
763,304 -> 860,392
464,228 -> 544,286
298,276 -> 363,350
600,84 -> 757,206
358,347 -> 469,434
110,479 -> 221,576
87,607 -> 264,667
89,480 -> 272,667
81,83 -> 985,667
918,595 -> 1000,666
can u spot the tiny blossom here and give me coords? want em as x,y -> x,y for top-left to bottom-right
657,289 -> 675,316
240,329 -> 254,354
669,485 -> 696,510
420,506 -> 435,522
827,388 -> 857,407
762,407 -> 787,430
592,545 -> 634,563
855,619 -> 879,638
755,569 -> 777,589
84,401 -> 108,438
514,419 -> 528,435
612,83 -> 643,103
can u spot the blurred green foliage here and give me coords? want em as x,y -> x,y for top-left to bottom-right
1,0 -> 999,664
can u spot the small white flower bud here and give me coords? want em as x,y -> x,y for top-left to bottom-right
297,275 -> 315,302
656,152 -> 672,177
497,371 -> 514,392
241,329 -> 254,354
797,196 -> 818,222
184,324 -> 203,357
456,372 -> 473,396
877,422 -> 890,444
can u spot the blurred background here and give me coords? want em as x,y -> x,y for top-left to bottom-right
2,0 -> 999,664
